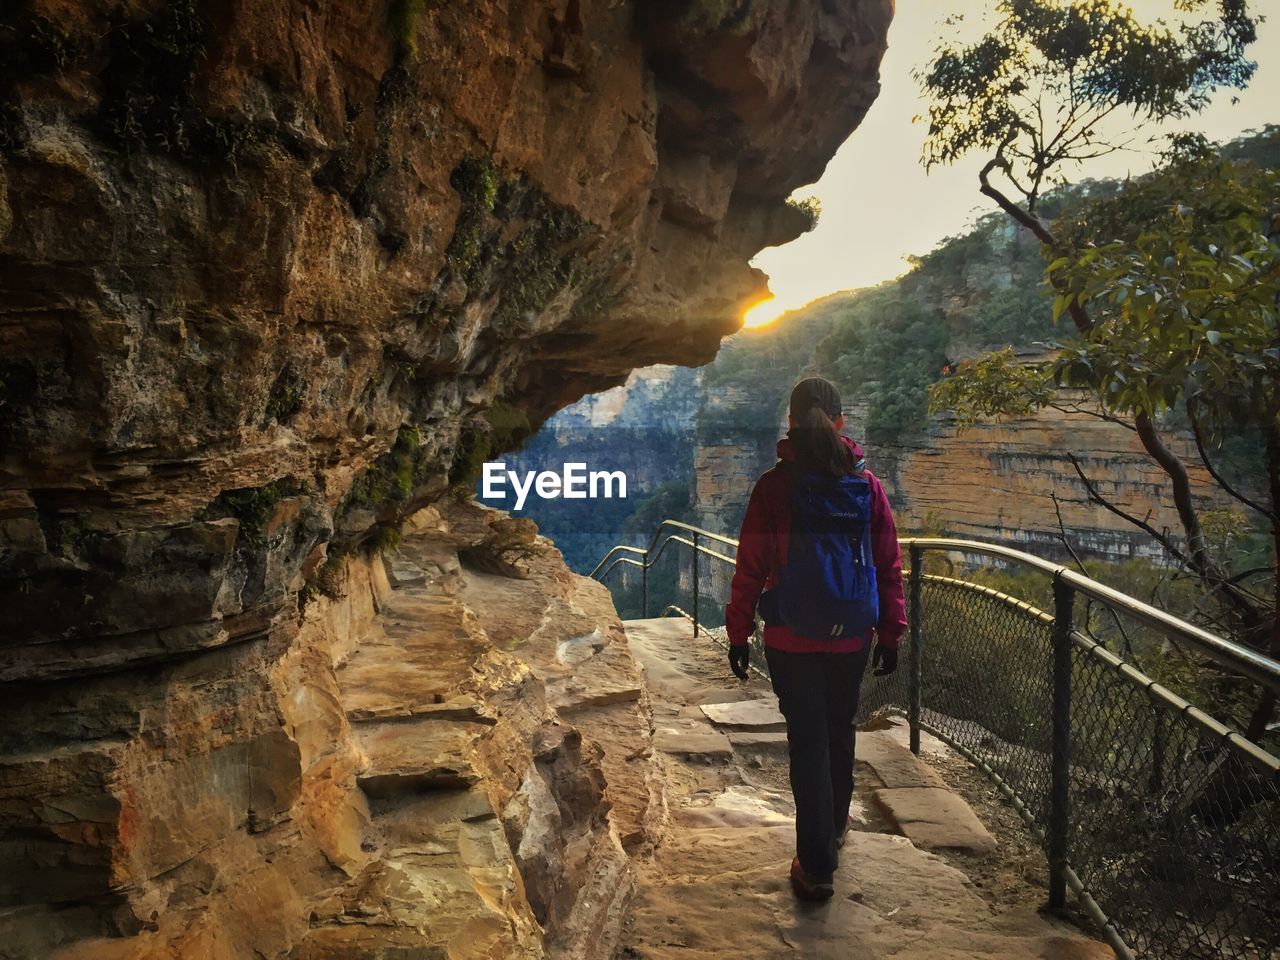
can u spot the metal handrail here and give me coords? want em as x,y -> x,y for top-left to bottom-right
592,519 -> 1280,960
902,537 -> 1280,690
587,519 -> 737,579
591,522 -> 1280,691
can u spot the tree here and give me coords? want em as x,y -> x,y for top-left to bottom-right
919,0 -> 1276,741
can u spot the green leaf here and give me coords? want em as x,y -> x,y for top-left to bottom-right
1051,294 -> 1068,322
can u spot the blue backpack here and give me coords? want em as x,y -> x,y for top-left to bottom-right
768,464 -> 879,640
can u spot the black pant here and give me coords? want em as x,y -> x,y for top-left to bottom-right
765,644 -> 872,882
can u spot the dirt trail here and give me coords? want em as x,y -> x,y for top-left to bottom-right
617,618 -> 1112,960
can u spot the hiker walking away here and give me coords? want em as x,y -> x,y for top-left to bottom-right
724,377 -> 906,901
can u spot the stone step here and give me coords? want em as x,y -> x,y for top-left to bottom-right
872,786 -> 998,854
294,791 -> 542,960
857,729 -> 947,789
698,698 -> 786,731
654,727 -> 734,761
354,720 -> 485,798
727,730 -> 790,754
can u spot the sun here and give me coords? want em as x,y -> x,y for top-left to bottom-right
741,297 -> 785,330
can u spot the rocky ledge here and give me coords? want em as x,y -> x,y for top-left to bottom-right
1,500 -> 660,958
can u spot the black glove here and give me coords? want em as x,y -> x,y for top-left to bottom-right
729,644 -> 750,680
871,643 -> 899,677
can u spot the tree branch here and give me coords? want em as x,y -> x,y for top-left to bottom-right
1067,452 -> 1194,568
1046,399 -> 1138,432
1188,397 -> 1275,521
1132,412 -> 1263,629
978,156 -> 1057,246
1052,491 -> 1137,658
977,161 -> 1093,334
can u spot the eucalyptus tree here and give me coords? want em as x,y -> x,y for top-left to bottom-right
919,0 -> 1277,741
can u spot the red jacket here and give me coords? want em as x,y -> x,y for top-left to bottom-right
725,435 -> 907,654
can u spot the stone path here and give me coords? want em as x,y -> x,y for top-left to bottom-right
617,617 -> 1112,960
289,506 -> 656,960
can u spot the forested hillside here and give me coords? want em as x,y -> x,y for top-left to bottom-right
508,127 -> 1279,573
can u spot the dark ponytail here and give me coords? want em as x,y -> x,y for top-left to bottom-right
788,377 -> 855,477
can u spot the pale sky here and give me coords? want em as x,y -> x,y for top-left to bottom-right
745,0 -> 1280,327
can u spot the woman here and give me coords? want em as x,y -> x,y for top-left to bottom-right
724,376 -> 906,901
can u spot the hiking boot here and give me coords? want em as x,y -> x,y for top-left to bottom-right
837,816 -> 854,849
789,858 -> 834,901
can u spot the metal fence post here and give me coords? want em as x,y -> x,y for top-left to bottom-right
908,544 -> 923,756
1049,575 -> 1075,911
691,532 -> 700,638
641,553 -> 649,619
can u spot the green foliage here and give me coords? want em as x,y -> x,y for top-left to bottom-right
928,347 -> 1054,430
1220,123 -> 1280,168
1050,153 -> 1280,432
449,155 -> 501,276
920,0 -> 1258,204
264,365 -> 306,424
348,424 -> 425,508
306,548 -> 349,601
814,288 -> 945,443
808,209 -> 1062,443
205,479 -> 302,547
700,295 -> 846,439
48,515 -> 93,560
785,195 -> 822,232
438,156 -> 588,331
929,138 -> 1280,510
389,0 -> 427,59
367,524 -> 403,554
449,401 -> 532,495
491,195 -> 586,330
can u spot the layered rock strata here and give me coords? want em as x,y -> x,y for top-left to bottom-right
693,389 -> 1230,563
0,0 -> 891,671
0,5 -> 892,950
0,500 -> 657,958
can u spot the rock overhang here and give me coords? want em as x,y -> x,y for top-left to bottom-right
0,0 -> 892,668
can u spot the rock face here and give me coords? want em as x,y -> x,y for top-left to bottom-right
0,0 -> 892,672
693,388 -> 1227,563
0,499 -> 658,958
0,4 -> 894,954
840,396 -> 1224,562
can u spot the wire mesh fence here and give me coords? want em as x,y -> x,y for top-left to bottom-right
593,527 -> 1280,960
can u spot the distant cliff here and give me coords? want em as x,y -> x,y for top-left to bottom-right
694,381 -> 1225,563
484,365 -> 701,570
524,203 -> 1252,567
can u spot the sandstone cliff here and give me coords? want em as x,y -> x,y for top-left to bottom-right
480,364 -> 701,571
0,1 -> 893,956
0,0 -> 890,671
839,395 -> 1224,562
693,364 -> 1229,563
3,500 -> 659,958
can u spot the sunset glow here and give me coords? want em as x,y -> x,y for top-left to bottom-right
741,297 -> 786,329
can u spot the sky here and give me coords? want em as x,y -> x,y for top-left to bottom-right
743,0 -> 1280,328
